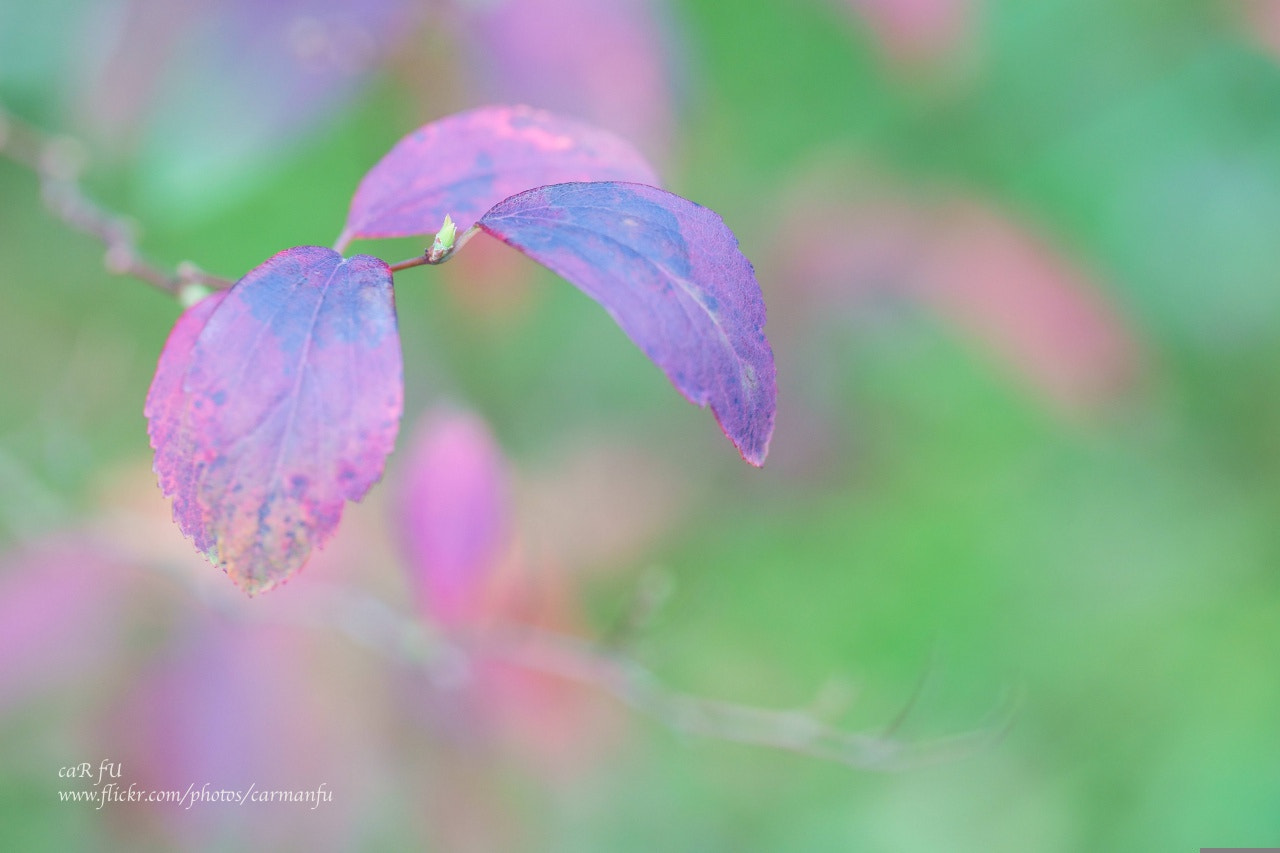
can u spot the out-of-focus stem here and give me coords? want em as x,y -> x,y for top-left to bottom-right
188,566 -> 1016,773
0,104 -> 234,298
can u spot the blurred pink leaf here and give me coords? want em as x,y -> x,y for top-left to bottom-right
146,247 -> 402,595
776,190 -> 929,314
772,172 -> 1140,413
478,182 -> 777,466
73,0 -> 187,152
916,203 -> 1141,412
458,0 -> 680,161
1236,0 -> 1280,59
338,105 -> 660,247
396,408 -> 511,627
77,0 -> 415,210
837,0 -> 972,63
0,540 -> 130,712
111,617 -> 373,848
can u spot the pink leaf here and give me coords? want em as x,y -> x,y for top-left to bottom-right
112,618 -> 368,847
838,0 -> 972,63
0,540 -> 129,711
146,246 -> 403,594
769,170 -> 1140,414
1237,0 -> 1280,60
915,204 -> 1141,412
459,0 -> 679,161
338,105 -> 660,248
478,182 -> 777,466
396,408 -> 511,627
145,290 -> 228,549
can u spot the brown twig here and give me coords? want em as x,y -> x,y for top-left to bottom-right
0,105 -> 234,298
384,222 -> 481,273
387,254 -> 433,273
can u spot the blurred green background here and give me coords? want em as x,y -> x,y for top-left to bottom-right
3,0 -> 1280,849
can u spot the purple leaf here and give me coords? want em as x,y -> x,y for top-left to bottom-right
338,105 -> 660,248
477,182 -> 776,466
146,246 -> 403,595
396,408 -> 511,627
145,290 -> 227,547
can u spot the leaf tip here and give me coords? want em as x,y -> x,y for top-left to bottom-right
716,406 -> 775,469
234,576 -> 273,598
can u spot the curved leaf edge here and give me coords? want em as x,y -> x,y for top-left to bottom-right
146,248 -> 403,596
337,104 -> 662,248
473,181 -> 777,467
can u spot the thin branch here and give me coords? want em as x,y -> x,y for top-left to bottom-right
384,223 -> 483,274
470,626 -> 1016,771
146,554 -> 1014,772
0,105 -> 234,298
388,254 -> 432,273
